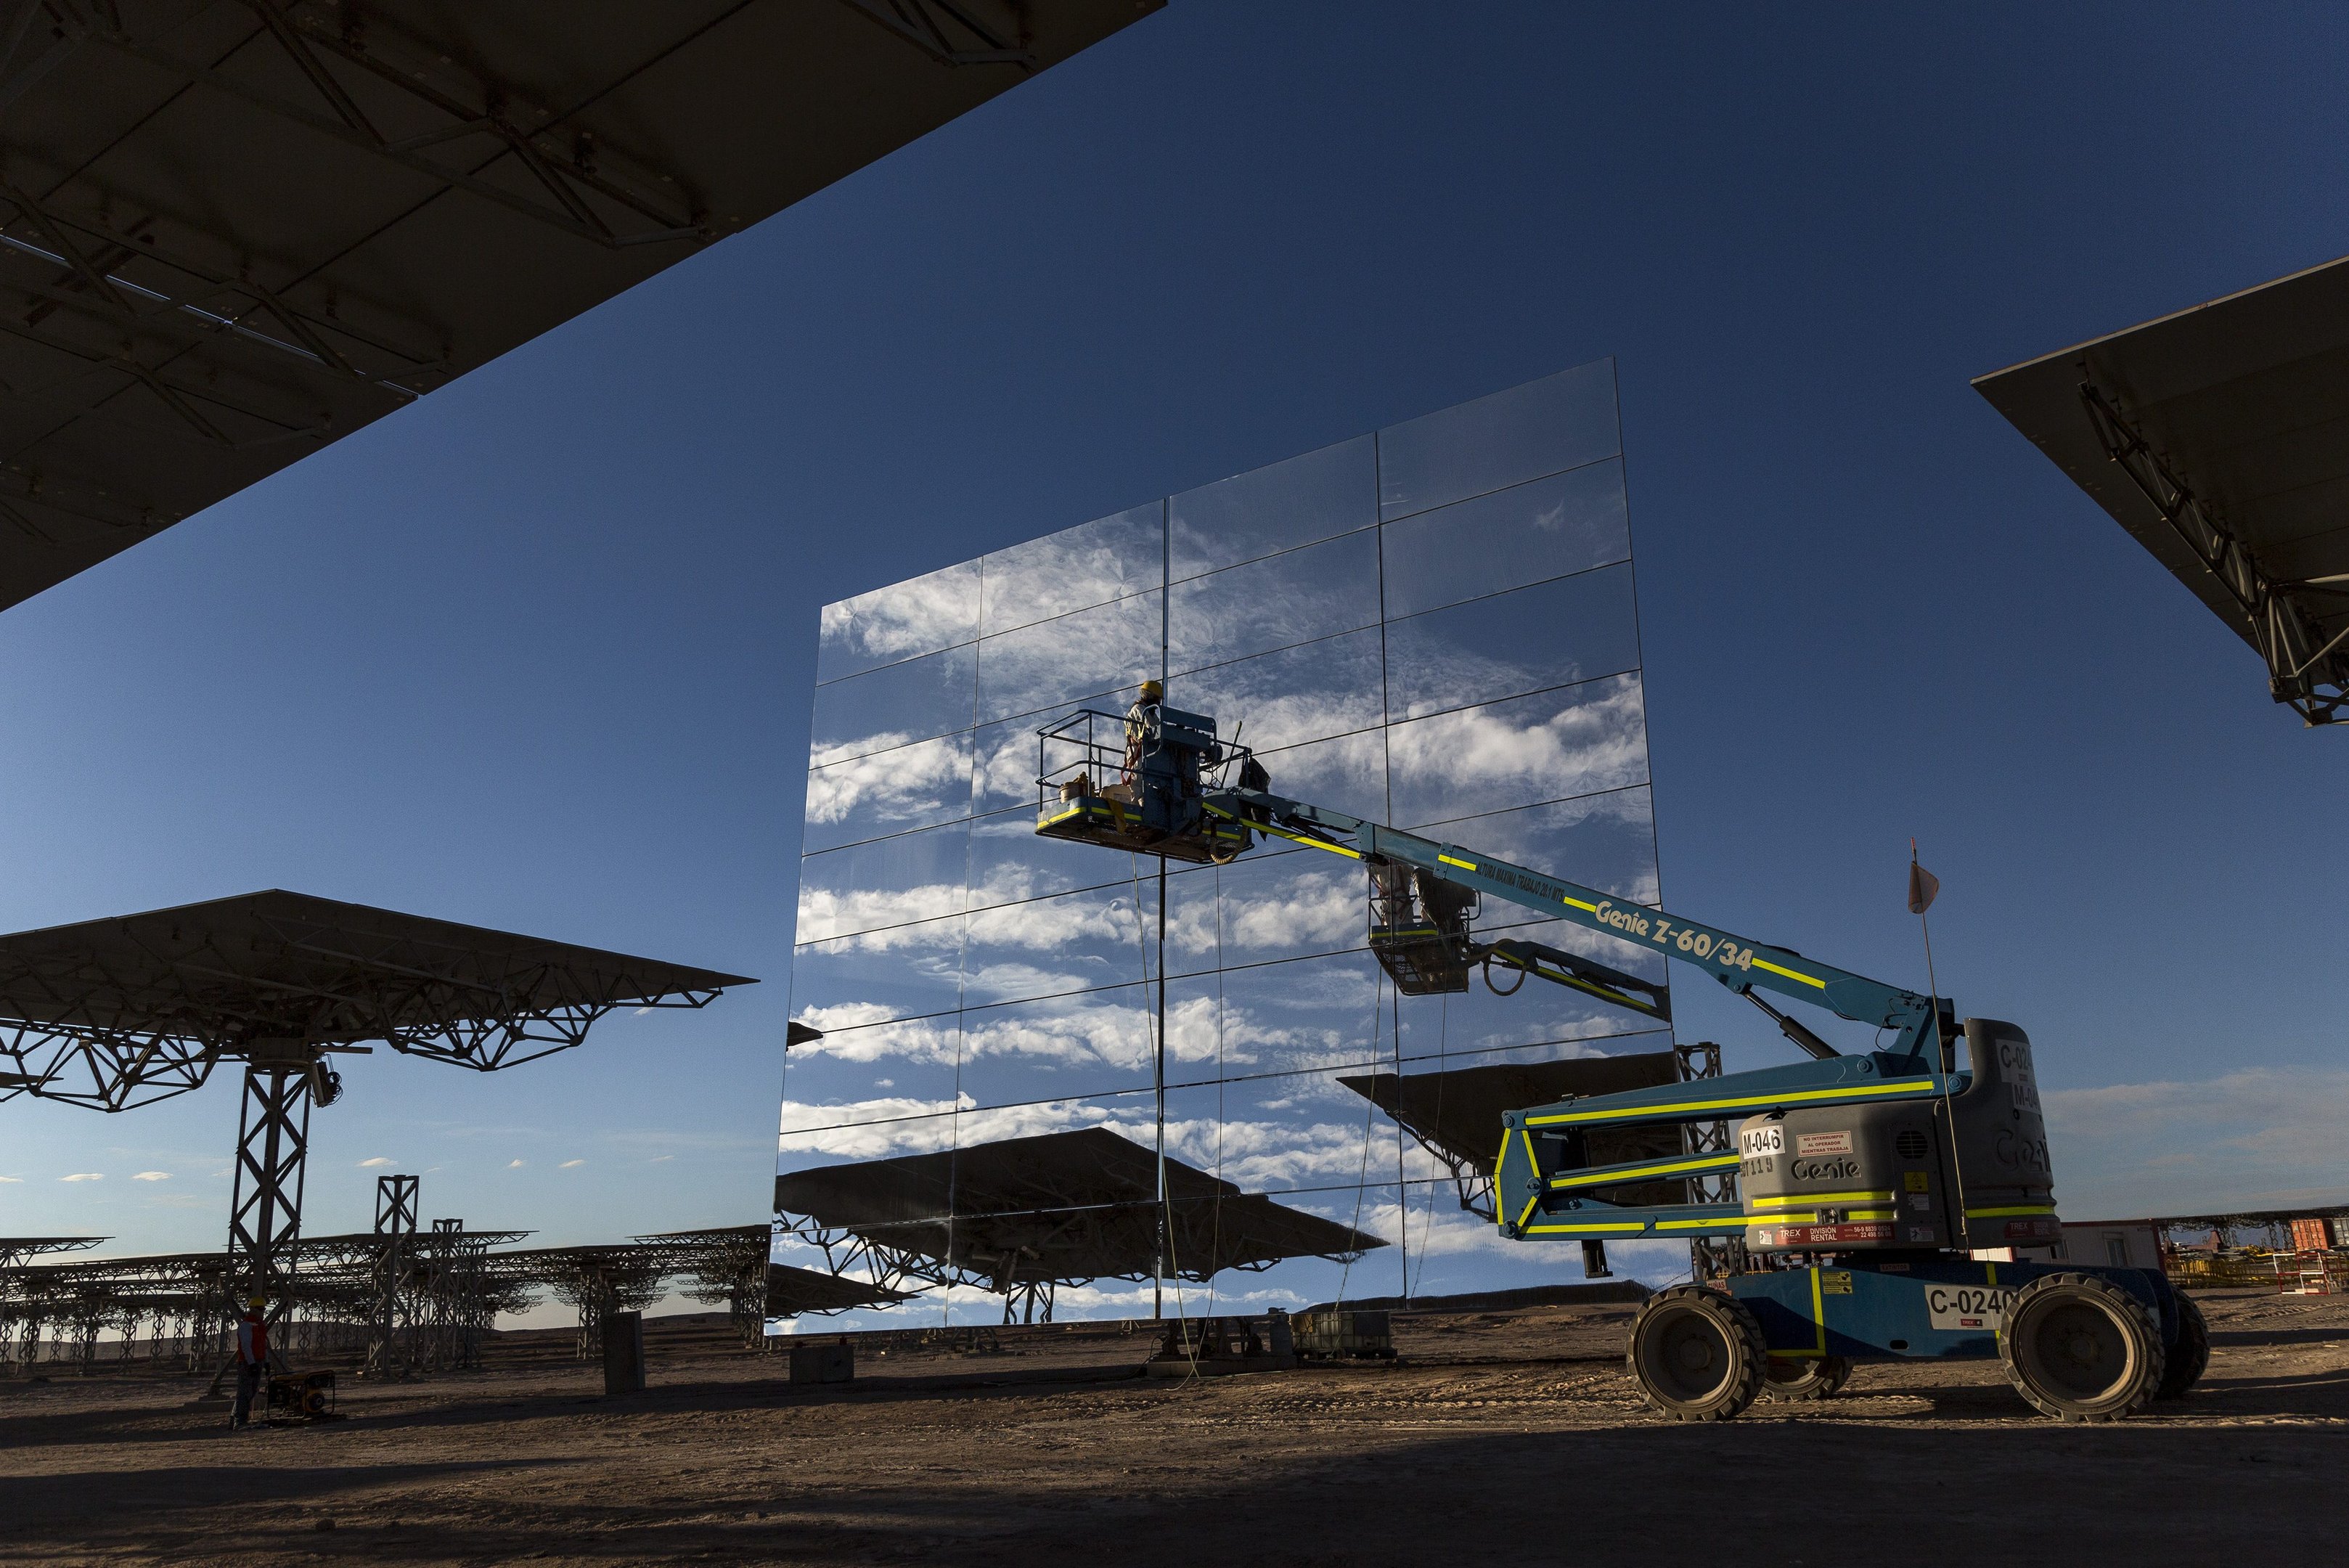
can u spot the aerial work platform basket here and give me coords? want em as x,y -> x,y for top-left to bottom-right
1034,706 -> 1257,865
1368,862 -> 1479,994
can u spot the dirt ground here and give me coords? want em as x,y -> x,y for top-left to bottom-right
4,1289 -> 2344,1567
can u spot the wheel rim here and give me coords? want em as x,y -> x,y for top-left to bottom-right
2017,1297 -> 2135,1403
1765,1358 -> 1822,1388
1642,1306 -> 1733,1403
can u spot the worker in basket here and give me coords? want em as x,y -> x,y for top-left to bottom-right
229,1294 -> 269,1430
1110,677 -> 1164,804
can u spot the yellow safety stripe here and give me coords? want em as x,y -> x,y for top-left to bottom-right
1526,1213 -> 1744,1236
1260,822 -> 1360,859
1547,1152 -> 1741,1189
1847,1209 -> 1896,1222
1750,1191 -> 1893,1207
1557,893 -> 1598,913
1512,1130 -> 1542,1230
1198,799 -> 1361,860
1751,957 -> 1828,989
1809,1267 -> 1828,1355
1437,854 -> 1476,870
1039,804 -> 1087,827
1747,1212 -> 1818,1226
1525,1077 -> 1937,1126
1965,1205 -> 2059,1218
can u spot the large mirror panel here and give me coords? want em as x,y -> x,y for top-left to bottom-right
1381,460 -> 1630,620
975,591 -> 1163,726
1378,359 -> 1619,522
817,558 -> 981,685
1170,433 -> 1376,581
1384,673 -> 1651,828
1384,564 -> 1641,723
980,502 -> 1163,637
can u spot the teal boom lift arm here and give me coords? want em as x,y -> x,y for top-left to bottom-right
1193,788 -> 1966,1245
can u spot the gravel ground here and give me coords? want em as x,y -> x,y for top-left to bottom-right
3,1289 -> 2343,1566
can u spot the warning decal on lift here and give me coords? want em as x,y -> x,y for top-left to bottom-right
1925,1282 -> 2017,1331
1796,1130 -> 1853,1156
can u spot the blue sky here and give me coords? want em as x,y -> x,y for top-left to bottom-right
2,4 -> 2342,1281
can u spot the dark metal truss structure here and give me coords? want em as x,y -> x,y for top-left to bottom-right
0,889 -> 751,1343
0,889 -> 751,1111
0,1220 -> 531,1377
1972,256 -> 2349,727
0,1235 -> 104,1269
0,0 -> 1162,611
0,1214 -> 886,1376
2079,384 -> 2348,724
775,1129 -> 1385,1326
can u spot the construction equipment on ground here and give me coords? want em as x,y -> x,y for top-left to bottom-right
1036,698 -> 2209,1423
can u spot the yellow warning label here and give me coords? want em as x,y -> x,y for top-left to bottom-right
1821,1270 -> 1853,1295
1904,1171 -> 1930,1193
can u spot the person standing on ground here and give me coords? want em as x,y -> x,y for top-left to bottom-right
229,1295 -> 269,1430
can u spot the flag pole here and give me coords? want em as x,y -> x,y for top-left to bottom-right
1910,838 -> 1971,1249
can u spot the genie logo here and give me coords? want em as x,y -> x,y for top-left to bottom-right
1790,1156 -> 1860,1182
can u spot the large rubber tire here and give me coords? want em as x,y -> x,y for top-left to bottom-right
1999,1272 -> 2165,1421
1626,1286 -> 1767,1421
2156,1291 -> 2210,1400
1760,1354 -> 1852,1402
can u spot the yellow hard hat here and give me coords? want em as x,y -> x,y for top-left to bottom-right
247,1295 -> 265,1310
1138,678 -> 1164,703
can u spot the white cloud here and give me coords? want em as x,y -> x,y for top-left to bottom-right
806,734 -> 971,826
1386,677 -> 1649,812
506,1159 -> 525,1169
357,1156 -> 393,1168
131,1170 -> 171,1182
2042,1066 -> 2349,1217
819,563 -> 978,671
60,1172 -> 102,1182
0,1175 -> 21,1183
559,1159 -> 586,1169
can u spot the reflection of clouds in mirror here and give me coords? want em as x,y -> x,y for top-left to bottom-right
965,886 -> 1140,955
1381,462 -> 1630,620
979,505 -> 1161,634
796,880 -> 963,944
1169,866 -> 1358,959
817,561 -> 980,681
1386,674 -> 1648,822
1382,566 -> 1641,724
804,734 -> 971,828
1167,531 -> 1381,671
975,592 -> 1161,724
1172,632 -> 1384,754
1169,433 -> 1375,581
787,1011 -> 957,1066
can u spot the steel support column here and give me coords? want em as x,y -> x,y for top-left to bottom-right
364,1173 -> 418,1379
224,1063 -> 311,1333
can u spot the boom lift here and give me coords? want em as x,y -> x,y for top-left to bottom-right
1037,698 -> 2207,1422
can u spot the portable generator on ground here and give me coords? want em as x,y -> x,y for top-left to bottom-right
1037,693 -> 2207,1423
266,1369 -> 338,1421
